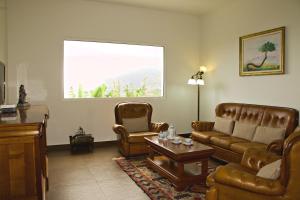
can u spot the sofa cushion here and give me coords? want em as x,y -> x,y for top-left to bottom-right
123,116 -> 149,133
210,136 -> 248,149
230,142 -> 267,154
213,117 -> 235,135
252,126 -> 286,145
257,159 -> 281,180
192,131 -> 228,143
128,132 -> 158,143
232,122 -> 257,140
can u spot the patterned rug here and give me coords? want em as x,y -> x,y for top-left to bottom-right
114,157 -> 216,200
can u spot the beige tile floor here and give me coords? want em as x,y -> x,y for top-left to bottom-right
46,146 -> 150,200
47,145 -> 221,200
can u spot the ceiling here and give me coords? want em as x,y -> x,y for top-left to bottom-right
89,0 -> 237,16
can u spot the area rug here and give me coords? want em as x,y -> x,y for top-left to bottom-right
114,157 -> 216,200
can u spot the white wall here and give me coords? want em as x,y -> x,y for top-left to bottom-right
199,0 -> 300,121
7,0 -> 202,145
0,0 -> 6,64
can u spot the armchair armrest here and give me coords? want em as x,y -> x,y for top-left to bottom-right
150,122 -> 169,133
206,171 -> 216,187
214,165 -> 285,195
241,148 -> 281,171
191,121 -> 214,131
267,139 -> 284,155
112,124 -> 129,141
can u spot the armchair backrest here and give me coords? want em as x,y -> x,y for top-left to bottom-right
281,130 -> 300,192
215,103 -> 299,137
114,102 -> 152,126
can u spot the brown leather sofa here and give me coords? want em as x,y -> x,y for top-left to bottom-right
206,129 -> 300,200
192,103 -> 299,163
112,102 -> 168,157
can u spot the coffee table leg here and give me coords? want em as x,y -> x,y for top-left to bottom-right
202,159 -> 208,177
177,162 -> 184,176
148,146 -> 154,160
174,162 -> 185,191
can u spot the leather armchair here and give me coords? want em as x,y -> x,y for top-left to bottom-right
112,102 -> 168,157
206,130 -> 300,200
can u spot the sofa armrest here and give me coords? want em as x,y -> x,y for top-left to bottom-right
112,124 -> 129,141
191,121 -> 214,131
150,122 -> 169,133
214,165 -> 285,195
267,139 -> 284,155
241,148 -> 281,171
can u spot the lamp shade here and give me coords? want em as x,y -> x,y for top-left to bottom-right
188,78 -> 204,85
188,79 -> 197,85
197,79 -> 205,85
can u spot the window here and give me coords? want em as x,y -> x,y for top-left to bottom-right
63,40 -> 164,99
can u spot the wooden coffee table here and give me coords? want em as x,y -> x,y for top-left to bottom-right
145,136 -> 215,191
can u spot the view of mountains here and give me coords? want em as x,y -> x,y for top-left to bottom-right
105,67 -> 162,93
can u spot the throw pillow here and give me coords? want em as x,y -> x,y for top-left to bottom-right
122,116 -> 149,133
232,122 -> 257,140
252,126 -> 286,145
294,126 -> 300,132
256,159 -> 281,180
213,117 -> 235,135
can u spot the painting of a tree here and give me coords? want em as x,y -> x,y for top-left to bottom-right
246,41 -> 276,70
239,27 -> 285,76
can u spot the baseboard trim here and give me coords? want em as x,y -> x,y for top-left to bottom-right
47,140 -> 117,152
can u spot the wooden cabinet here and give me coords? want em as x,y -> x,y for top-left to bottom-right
0,105 -> 49,200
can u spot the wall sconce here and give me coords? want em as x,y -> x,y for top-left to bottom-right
187,66 -> 207,121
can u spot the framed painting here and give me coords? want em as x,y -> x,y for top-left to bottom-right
239,27 -> 285,76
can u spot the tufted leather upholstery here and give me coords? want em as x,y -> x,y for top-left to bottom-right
113,102 -> 168,157
239,105 -> 264,125
206,130 -> 300,200
192,103 -> 299,163
115,102 -> 152,125
217,103 -> 298,136
261,107 -> 296,136
215,103 -> 242,121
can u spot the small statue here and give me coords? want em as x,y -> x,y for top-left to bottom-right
17,84 -> 30,107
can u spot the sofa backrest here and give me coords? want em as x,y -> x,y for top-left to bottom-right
281,130 -> 300,192
215,103 -> 299,137
215,103 -> 242,121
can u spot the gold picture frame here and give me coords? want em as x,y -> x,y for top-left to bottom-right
239,27 -> 285,76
